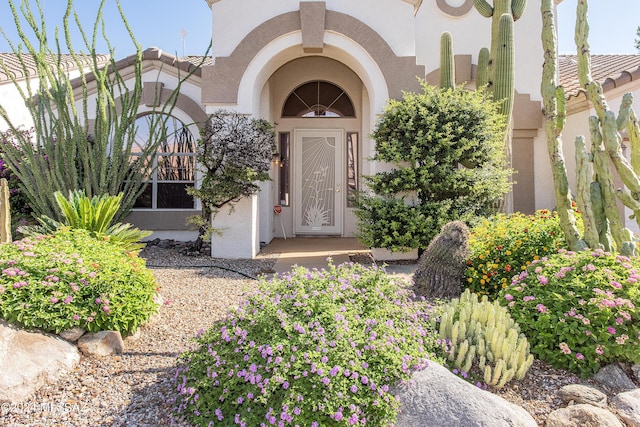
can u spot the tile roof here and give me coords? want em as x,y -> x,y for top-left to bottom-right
0,52 -> 111,83
2,48 -> 637,105
559,54 -> 640,102
0,48 -> 212,84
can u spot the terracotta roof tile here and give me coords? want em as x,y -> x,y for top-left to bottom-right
559,54 -> 640,101
0,52 -> 111,83
0,48 -> 211,85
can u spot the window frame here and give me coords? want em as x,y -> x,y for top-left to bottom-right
130,112 -> 200,211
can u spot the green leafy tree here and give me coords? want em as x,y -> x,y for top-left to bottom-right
355,82 -> 512,251
636,26 -> 640,52
187,111 -> 275,251
0,0 -> 207,223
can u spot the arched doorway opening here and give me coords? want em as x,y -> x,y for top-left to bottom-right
268,57 -> 363,237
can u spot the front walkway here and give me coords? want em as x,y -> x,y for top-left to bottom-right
258,237 -> 418,280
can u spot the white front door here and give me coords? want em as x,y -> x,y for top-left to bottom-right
294,129 -> 344,235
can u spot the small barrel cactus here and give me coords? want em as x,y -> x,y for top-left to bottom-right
413,221 -> 469,300
438,289 -> 534,388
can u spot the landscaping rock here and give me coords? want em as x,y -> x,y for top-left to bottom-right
594,363 -> 637,392
611,389 -> 640,427
545,404 -> 623,427
59,327 -> 85,343
557,384 -> 608,408
0,320 -> 80,403
393,362 -> 537,426
124,328 -> 142,343
633,365 -> 640,383
77,331 -> 124,356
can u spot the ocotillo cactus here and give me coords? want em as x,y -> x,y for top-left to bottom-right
440,31 -> 455,89
0,178 -> 11,243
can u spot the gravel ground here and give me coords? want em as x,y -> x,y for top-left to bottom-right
4,246 -> 277,427
2,246 -> 611,426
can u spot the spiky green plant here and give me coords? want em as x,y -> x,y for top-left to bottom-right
0,0 -> 207,223
438,289 -> 534,389
19,190 -> 151,253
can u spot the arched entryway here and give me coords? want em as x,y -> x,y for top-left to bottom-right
268,57 -> 363,237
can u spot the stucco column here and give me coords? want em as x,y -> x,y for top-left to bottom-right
210,195 -> 260,259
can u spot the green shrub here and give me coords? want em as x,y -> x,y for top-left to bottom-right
500,249 -> 640,377
465,209 -> 572,299
19,191 -> 151,254
173,262 -> 440,426
0,228 -> 158,334
437,289 -> 534,389
354,82 -> 511,251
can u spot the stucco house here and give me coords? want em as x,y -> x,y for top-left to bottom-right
1,0 -> 640,258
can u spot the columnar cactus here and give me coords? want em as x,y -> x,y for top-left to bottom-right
0,178 -> 11,243
574,136 -> 600,249
493,14 -> 514,118
474,0 -> 526,70
473,0 -> 526,122
540,0 -> 585,252
476,47 -> 490,90
575,0 -> 638,256
438,289 -> 534,389
439,31 -> 456,89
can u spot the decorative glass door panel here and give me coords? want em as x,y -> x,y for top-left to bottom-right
294,129 -> 344,235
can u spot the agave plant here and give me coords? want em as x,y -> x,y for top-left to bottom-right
19,191 -> 151,253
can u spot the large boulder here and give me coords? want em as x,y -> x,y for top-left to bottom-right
0,320 -> 80,403
594,364 -> 636,392
393,362 -> 537,426
545,404 -> 624,427
611,389 -> 640,427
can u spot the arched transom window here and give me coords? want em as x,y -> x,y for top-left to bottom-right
282,81 -> 355,118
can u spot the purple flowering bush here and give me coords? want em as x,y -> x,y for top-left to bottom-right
500,249 -> 640,377
0,228 -> 158,334
173,262 -> 440,426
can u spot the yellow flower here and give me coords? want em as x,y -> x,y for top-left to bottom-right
506,251 -> 512,255
480,279 -> 486,285
533,255 -> 540,260
467,278 -> 473,283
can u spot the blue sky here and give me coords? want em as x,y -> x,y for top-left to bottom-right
0,0 -> 638,56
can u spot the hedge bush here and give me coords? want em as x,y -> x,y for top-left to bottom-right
0,228 -> 158,334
